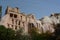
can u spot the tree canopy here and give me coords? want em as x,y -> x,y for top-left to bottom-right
0,6 -> 2,13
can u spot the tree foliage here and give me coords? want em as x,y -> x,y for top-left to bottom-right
0,25 -> 15,40
0,6 -> 2,13
0,24 -> 60,40
54,23 -> 60,40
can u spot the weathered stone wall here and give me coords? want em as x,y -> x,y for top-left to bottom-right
0,6 -> 60,34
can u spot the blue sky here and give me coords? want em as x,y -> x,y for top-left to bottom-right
0,0 -> 60,19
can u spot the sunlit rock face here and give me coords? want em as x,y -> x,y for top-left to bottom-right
50,13 -> 60,24
0,6 -> 60,34
36,20 -> 43,34
41,23 -> 55,33
41,16 -> 53,24
40,13 -> 60,33
40,16 -> 54,33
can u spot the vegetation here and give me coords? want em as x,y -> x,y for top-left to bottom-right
0,23 -> 60,40
0,5 -> 60,40
54,23 -> 60,40
0,6 -> 2,13
0,25 -> 15,40
0,6 -> 2,20
30,27 -> 54,40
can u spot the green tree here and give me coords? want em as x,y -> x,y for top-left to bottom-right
15,27 -> 32,40
0,6 -> 2,20
15,27 -> 23,40
0,25 -> 15,40
0,25 -> 7,40
0,6 -> 2,13
30,27 -> 54,40
6,28 -> 15,40
54,23 -> 60,40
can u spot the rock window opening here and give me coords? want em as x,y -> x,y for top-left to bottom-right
12,25 -> 13,29
14,14 -> 17,18
31,23 -> 33,27
12,19 -> 14,24
15,26 -> 17,30
21,16 -> 22,20
28,23 -> 34,29
10,13 -> 13,17
15,20 -> 17,25
18,21 -> 20,25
